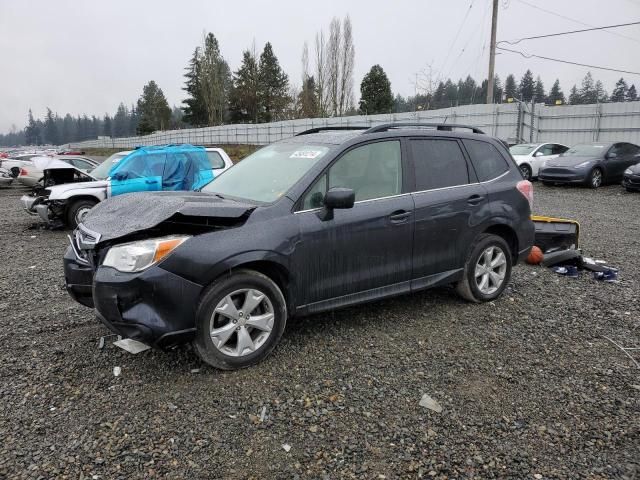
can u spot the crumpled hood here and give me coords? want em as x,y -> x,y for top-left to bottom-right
545,155 -> 598,167
80,191 -> 256,243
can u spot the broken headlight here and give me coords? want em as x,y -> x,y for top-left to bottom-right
103,236 -> 190,273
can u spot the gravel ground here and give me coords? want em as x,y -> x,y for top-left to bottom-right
0,183 -> 638,479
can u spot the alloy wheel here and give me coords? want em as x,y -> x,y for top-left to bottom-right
474,246 -> 507,295
591,169 -> 602,188
209,288 -> 275,357
519,165 -> 531,181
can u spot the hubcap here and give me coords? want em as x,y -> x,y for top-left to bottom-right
75,207 -> 92,224
474,246 -> 507,295
592,170 -> 602,187
209,288 -> 274,357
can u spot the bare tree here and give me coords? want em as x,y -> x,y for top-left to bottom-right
338,16 -> 355,115
413,62 -> 440,111
327,18 -> 341,116
301,41 -> 310,83
314,30 -> 329,116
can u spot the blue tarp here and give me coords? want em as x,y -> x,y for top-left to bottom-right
108,145 -> 214,195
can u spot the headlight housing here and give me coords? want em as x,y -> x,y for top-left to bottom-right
624,168 -> 633,175
103,235 -> 190,273
574,161 -> 592,169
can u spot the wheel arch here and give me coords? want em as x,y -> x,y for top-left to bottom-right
482,223 -> 519,263
203,253 -> 295,314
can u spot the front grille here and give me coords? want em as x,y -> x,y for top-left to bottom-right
70,224 -> 102,265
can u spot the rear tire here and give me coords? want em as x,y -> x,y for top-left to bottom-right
193,269 -> 287,370
66,199 -> 97,229
587,168 -> 603,189
456,234 -> 512,303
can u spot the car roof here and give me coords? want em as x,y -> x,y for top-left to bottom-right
279,130 -> 365,146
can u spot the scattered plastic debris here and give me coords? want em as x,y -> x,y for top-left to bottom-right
113,366 -> 121,377
190,368 -> 201,374
113,338 -> 150,354
259,406 -> 267,422
282,443 -> 292,452
419,394 -> 443,413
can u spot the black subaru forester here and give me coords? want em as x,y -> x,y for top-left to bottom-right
64,123 -> 534,370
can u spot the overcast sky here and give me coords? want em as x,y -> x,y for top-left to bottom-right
1,0 -> 640,132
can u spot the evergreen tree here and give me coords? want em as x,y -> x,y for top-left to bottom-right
504,74 -> 517,100
518,70 -> 535,102
627,84 -> 638,101
61,113 -> 76,143
136,80 -> 171,135
594,80 -> 608,103
392,94 -> 409,113
170,106 -> 185,129
24,109 -> 40,145
579,72 -> 597,104
229,49 -> 260,123
568,85 -> 581,104
258,42 -> 290,122
102,114 -> 112,137
199,33 -> 232,126
358,64 -> 393,114
297,76 -> 319,117
432,81 -> 446,109
113,103 -> 129,137
44,108 -> 59,145
129,104 -> 139,136
444,79 -> 458,106
610,78 -> 628,102
533,76 -> 545,102
181,47 -> 208,126
548,79 -> 565,105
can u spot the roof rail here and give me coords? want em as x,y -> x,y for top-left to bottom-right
364,123 -> 485,135
295,126 -> 370,136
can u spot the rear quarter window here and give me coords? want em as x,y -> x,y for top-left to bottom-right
410,139 -> 469,190
207,151 -> 225,169
463,139 -> 510,182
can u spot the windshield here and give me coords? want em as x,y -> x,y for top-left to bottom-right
90,152 -> 130,179
202,143 -> 330,202
563,144 -> 607,156
509,144 -> 537,155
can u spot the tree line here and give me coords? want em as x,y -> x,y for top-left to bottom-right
2,17 -> 639,147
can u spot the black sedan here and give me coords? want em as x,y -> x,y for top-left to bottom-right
538,142 -> 640,188
623,162 -> 640,191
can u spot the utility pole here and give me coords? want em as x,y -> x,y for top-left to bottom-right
486,0 -> 499,104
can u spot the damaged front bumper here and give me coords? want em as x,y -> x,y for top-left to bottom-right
64,245 -> 204,349
21,194 -> 54,223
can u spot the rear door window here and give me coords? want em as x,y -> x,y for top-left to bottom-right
463,139 -> 510,182
552,144 -> 569,155
410,139 -> 469,190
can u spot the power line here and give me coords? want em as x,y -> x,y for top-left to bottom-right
439,0 -> 476,77
496,45 -> 640,75
515,0 -> 640,44
499,21 -> 640,45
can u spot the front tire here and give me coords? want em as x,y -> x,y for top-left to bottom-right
587,168 -> 603,189
519,164 -> 532,181
456,234 -> 512,303
66,199 -> 97,229
193,270 -> 287,370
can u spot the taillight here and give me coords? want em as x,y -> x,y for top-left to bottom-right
517,180 -> 533,210
19,168 -> 28,176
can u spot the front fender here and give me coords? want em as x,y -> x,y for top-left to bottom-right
49,187 -> 107,202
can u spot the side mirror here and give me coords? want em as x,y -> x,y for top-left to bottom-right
318,187 -> 355,221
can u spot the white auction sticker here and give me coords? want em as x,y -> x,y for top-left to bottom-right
290,150 -> 323,159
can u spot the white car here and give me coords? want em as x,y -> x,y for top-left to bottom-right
17,155 -> 99,187
21,147 -> 234,228
0,153 -> 48,177
509,143 -> 569,180
0,168 -> 13,187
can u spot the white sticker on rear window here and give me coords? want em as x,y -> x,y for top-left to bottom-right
290,150 -> 323,159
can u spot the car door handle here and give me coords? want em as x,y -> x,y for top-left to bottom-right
467,194 -> 485,206
389,210 -> 411,224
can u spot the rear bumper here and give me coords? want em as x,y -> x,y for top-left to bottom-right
64,246 -> 203,349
